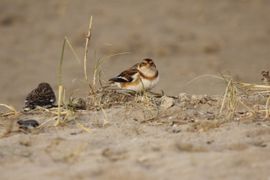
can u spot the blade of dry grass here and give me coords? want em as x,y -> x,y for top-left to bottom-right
185,74 -> 225,87
76,121 -> 91,133
219,79 -> 232,114
55,38 -> 66,126
83,16 -> 93,81
237,82 -> 270,90
0,104 -> 18,114
92,51 -> 130,87
55,85 -> 64,126
101,108 -> 109,126
265,96 -> 270,118
65,36 -> 81,64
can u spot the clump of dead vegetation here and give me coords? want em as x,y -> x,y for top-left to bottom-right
219,73 -> 270,121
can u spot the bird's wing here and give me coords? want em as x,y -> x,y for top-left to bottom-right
109,68 -> 139,83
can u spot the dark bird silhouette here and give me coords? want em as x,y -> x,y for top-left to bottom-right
24,82 -> 56,110
17,119 -> 39,130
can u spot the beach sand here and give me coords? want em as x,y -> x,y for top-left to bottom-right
0,1 -> 270,179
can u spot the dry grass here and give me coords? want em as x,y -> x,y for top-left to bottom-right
83,16 -> 93,81
55,17 -> 93,126
219,75 -> 270,121
0,104 -> 19,137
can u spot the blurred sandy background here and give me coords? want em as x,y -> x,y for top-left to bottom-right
1,1 -> 270,180
1,0 -> 270,108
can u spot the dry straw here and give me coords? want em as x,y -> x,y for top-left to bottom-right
83,16 -> 93,81
220,75 -> 270,120
0,104 -> 19,137
55,16 -> 93,126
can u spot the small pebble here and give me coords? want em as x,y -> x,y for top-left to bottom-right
160,96 -> 175,109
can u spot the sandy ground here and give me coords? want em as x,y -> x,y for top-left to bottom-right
1,94 -> 270,180
1,0 -> 270,180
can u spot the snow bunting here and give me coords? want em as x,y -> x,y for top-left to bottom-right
24,82 -> 56,110
109,58 -> 159,92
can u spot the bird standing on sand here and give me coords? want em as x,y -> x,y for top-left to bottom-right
24,82 -> 56,110
109,58 -> 159,92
